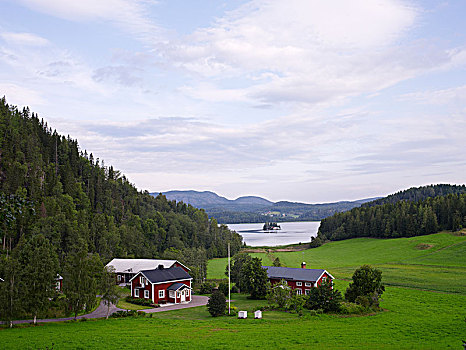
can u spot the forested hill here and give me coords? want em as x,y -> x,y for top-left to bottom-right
0,98 -> 242,271
313,184 -> 466,246
363,184 -> 466,207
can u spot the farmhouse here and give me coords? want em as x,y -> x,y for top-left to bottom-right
264,262 -> 334,296
106,258 -> 190,284
130,266 -> 192,305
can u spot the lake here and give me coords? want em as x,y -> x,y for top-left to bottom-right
227,221 -> 320,247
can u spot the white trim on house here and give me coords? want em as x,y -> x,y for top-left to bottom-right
296,289 -> 302,295
305,282 -> 311,287
305,289 -> 311,295
159,290 -> 165,298
316,270 -> 335,283
144,290 -> 149,299
296,281 -> 302,286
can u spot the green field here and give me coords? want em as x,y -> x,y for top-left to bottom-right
209,232 -> 466,293
2,232 -> 465,349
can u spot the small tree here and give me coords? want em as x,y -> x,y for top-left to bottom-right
345,265 -> 385,307
306,279 -> 342,313
266,279 -> 290,309
218,280 -> 229,296
207,290 -> 226,317
18,234 -> 59,325
240,257 -> 268,299
272,257 -> 282,267
101,266 -> 122,319
225,252 -> 252,292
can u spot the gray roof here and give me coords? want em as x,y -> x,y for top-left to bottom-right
263,266 -> 330,282
167,282 -> 191,291
138,266 -> 191,284
106,258 -> 180,274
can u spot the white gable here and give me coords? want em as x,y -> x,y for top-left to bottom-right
106,258 -> 178,274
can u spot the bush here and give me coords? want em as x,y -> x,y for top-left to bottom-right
207,290 -> 226,317
200,282 -> 216,294
111,310 -> 140,318
339,302 -> 368,315
218,280 -> 229,296
124,296 -> 154,307
345,265 -> 385,308
231,285 -> 239,293
305,279 -> 342,313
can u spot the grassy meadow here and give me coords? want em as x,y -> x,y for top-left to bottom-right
1,232 -> 465,349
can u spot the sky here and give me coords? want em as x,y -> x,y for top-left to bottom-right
0,0 -> 465,203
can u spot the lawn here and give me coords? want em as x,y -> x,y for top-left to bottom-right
2,232 -> 465,349
1,287 -> 465,349
208,232 -> 466,293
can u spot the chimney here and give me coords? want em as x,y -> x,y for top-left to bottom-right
301,262 -> 306,269
158,264 -> 164,270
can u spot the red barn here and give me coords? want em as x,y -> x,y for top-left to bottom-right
264,262 -> 334,296
130,266 -> 193,305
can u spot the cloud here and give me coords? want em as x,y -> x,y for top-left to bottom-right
400,85 -> 466,105
0,32 -> 49,46
14,0 -> 163,42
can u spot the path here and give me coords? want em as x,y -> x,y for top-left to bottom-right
5,295 -> 209,325
141,295 -> 209,313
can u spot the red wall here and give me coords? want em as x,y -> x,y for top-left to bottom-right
131,274 -> 191,304
269,272 -> 332,295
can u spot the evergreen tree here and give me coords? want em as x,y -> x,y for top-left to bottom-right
0,256 -> 22,327
207,290 -> 226,317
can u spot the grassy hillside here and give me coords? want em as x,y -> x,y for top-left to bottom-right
208,232 -> 466,293
2,231 -> 465,349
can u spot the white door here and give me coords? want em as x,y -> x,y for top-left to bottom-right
181,290 -> 186,302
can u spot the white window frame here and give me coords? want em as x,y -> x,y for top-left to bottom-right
159,289 -> 165,298
305,282 -> 311,287
169,290 -> 175,298
296,281 -> 302,287
144,290 -> 149,299
322,276 -> 327,282
305,289 -> 311,295
134,289 -> 139,297
296,289 -> 302,295
186,289 -> 190,297
117,275 -> 121,282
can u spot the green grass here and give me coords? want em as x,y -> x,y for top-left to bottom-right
208,232 -> 466,293
1,287 -> 465,349
3,232 -> 465,349
116,299 -> 149,311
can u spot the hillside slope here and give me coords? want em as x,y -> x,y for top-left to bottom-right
0,98 -> 243,264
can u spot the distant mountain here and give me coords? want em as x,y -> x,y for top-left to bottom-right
151,190 -> 378,224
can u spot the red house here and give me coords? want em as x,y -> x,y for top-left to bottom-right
130,266 -> 192,305
106,258 -> 190,284
264,262 -> 334,296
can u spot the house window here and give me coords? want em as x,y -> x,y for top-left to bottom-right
169,290 -> 175,298
296,289 -> 302,295
322,276 -> 327,282
144,290 -> 149,299
177,291 -> 180,298
305,289 -> 311,295
186,289 -> 190,297
296,281 -> 302,287
305,282 -> 311,287
134,289 -> 139,297
159,290 -> 165,298
117,275 -> 121,282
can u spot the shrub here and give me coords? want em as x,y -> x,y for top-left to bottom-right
111,310 -> 139,318
305,279 -> 342,313
339,302 -> 368,315
124,296 -> 154,307
218,280 -> 229,296
345,265 -> 385,308
200,282 -> 216,294
231,285 -> 239,293
207,290 -> 226,317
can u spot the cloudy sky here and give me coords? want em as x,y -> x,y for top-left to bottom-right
1,0 -> 465,202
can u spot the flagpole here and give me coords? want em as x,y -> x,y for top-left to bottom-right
228,242 -> 231,315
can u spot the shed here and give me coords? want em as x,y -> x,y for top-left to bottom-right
238,311 -> 247,319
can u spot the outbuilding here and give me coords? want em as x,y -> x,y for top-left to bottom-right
264,262 -> 334,296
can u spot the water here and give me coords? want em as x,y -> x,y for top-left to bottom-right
227,221 -> 320,247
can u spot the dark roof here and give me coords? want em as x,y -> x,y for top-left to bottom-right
167,282 -> 191,291
263,266 -> 328,282
139,266 -> 191,284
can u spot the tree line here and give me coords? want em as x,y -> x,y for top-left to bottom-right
0,97 -> 243,321
313,190 -> 466,245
